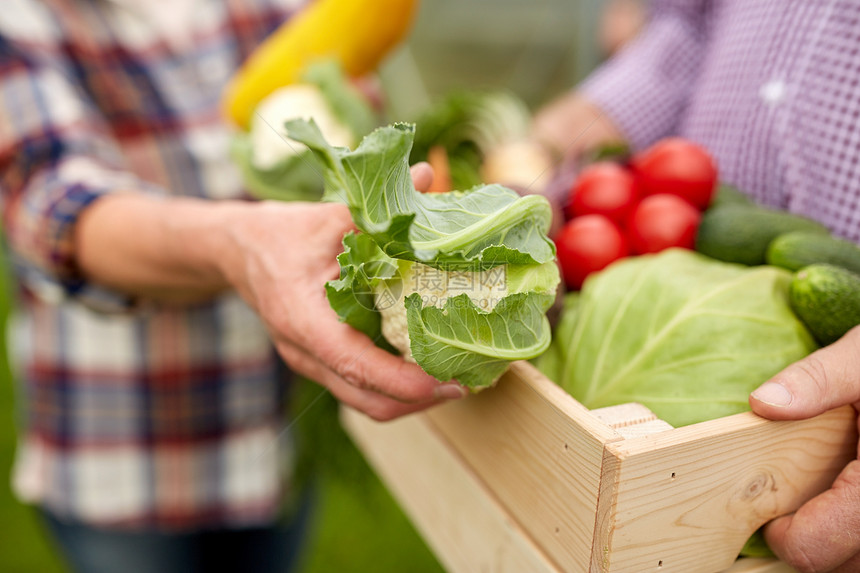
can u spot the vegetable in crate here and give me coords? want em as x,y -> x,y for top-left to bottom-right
537,249 -> 817,427
554,215 -> 629,290
555,136 -> 716,290
630,137 -> 719,209
626,193 -> 701,254
565,161 -> 639,224
788,264 -> 860,346
286,119 -> 560,391
767,231 -> 860,275
695,203 -> 830,266
710,183 -> 754,208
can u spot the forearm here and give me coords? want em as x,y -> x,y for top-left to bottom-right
73,193 -> 245,303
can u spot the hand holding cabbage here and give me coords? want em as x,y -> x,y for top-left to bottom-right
285,119 -> 560,391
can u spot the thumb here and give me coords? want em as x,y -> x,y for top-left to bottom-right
750,326 -> 860,420
410,162 -> 434,193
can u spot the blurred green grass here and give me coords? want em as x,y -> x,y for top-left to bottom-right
289,379 -> 444,573
0,265 -> 440,573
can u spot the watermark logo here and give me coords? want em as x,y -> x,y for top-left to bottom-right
351,262 -> 509,312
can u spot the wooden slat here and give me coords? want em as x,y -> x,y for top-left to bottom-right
425,361 -> 621,571
341,406 -> 558,573
595,408 -> 857,573
591,402 -> 675,439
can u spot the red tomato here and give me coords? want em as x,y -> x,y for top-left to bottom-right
555,215 -> 629,290
627,194 -> 701,254
631,138 -> 718,209
566,162 -> 639,224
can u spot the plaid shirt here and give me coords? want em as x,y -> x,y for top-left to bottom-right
1,0 -> 308,529
582,0 -> 860,243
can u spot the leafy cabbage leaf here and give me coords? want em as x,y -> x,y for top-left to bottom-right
406,288 -> 555,388
538,249 -> 818,427
285,119 -> 555,268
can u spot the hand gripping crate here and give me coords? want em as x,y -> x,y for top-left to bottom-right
341,361 -> 857,573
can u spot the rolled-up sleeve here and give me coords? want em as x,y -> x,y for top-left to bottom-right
579,0 -> 711,150
0,33 -> 164,303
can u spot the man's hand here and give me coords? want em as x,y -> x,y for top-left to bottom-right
531,93 -> 627,161
214,161 -> 465,421
749,326 -> 860,573
219,198 -> 465,421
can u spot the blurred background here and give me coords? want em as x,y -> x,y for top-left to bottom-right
0,0 -> 644,571
382,0 -> 602,118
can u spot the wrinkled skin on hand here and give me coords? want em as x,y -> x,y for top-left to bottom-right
750,325 -> 860,573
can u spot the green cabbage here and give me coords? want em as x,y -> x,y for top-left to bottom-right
286,119 -> 559,390
538,249 -> 818,427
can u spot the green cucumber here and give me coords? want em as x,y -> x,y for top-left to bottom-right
695,205 -> 829,266
767,231 -> 860,274
710,183 -> 754,208
789,264 -> 860,346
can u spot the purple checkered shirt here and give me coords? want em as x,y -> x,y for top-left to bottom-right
581,0 -> 860,243
0,0 -> 308,529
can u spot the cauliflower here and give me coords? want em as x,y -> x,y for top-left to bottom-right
375,262 -> 509,362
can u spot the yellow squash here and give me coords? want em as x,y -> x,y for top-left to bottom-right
223,0 -> 419,128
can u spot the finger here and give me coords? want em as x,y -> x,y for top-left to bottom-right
285,282 -> 466,404
750,325 -> 860,420
282,292 -> 467,404
309,317 -> 467,403
410,161 -> 434,192
276,339 -> 448,421
764,460 -> 860,573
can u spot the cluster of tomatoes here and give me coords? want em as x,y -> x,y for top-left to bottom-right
554,138 -> 719,290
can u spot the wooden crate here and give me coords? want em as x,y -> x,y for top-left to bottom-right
341,361 -> 857,573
